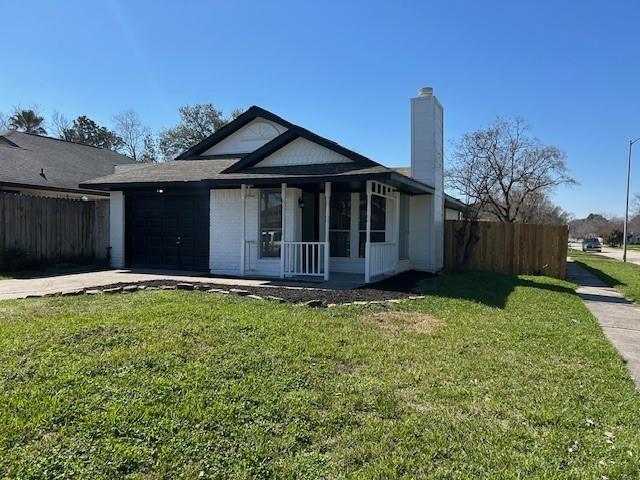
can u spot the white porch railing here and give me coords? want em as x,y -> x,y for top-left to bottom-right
243,240 -> 257,273
282,242 -> 328,278
368,242 -> 397,278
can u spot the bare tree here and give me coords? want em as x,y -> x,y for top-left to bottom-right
0,111 -> 8,131
446,117 -> 575,270
113,110 -> 150,161
517,191 -> 572,225
633,193 -> 640,216
51,111 -> 71,139
447,117 -> 575,223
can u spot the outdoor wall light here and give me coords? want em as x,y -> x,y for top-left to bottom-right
156,188 -> 164,193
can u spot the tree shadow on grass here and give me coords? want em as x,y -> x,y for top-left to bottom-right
570,259 -> 626,289
414,270 -> 576,309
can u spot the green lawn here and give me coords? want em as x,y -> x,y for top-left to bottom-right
569,248 -> 640,303
1,272 -> 639,479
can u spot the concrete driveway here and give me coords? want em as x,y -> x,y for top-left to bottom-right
0,268 -> 370,301
0,269 -> 294,301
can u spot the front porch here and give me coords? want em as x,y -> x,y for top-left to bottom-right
238,180 -> 407,284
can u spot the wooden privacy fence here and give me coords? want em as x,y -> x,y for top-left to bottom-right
0,193 -> 109,266
444,220 -> 569,279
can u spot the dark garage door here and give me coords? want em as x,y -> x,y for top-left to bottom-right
125,192 -> 209,271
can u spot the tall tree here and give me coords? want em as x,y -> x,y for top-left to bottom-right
0,112 -> 8,131
158,104 -> 243,160
447,117 -> 575,223
113,110 -> 150,161
9,109 -> 47,135
569,213 -> 622,239
61,115 -> 123,150
139,133 -> 159,163
517,191 -> 572,224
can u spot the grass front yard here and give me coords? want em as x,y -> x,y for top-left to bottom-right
570,248 -> 640,303
1,272 -> 639,478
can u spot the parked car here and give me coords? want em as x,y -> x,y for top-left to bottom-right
582,238 -> 602,252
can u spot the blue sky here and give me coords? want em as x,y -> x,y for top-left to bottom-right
1,0 -> 639,218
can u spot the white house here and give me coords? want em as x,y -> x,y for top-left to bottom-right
83,87 -> 463,283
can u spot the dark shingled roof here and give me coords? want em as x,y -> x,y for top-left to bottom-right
82,159 -> 434,193
82,106 -> 437,194
0,131 -> 134,195
394,167 -> 465,211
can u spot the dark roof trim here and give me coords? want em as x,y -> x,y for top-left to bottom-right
81,171 -> 434,195
222,126 -> 378,174
175,106 -> 295,160
0,181 -> 109,197
445,195 -> 466,211
0,135 -> 20,148
189,153 -> 246,160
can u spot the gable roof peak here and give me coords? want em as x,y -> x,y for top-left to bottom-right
174,105 -> 294,160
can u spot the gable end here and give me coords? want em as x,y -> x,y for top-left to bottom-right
175,106 -> 294,160
223,127 -> 378,173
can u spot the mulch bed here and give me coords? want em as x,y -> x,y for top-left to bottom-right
71,270 -> 433,306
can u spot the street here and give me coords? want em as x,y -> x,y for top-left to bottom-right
571,243 -> 640,265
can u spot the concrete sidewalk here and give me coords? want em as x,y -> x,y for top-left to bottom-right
566,260 -> 640,389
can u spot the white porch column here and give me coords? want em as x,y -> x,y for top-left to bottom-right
109,191 -> 125,268
394,190 -> 400,271
240,184 -> 246,276
364,180 -> 372,283
280,183 -> 287,278
324,182 -> 331,281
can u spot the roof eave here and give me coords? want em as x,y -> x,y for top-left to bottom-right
81,171 -> 435,194
1,181 -> 110,197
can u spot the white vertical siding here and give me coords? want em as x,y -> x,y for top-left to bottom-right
409,194 -> 432,272
109,191 -> 125,268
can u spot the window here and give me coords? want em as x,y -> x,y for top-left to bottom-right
399,194 -> 410,260
358,194 -> 386,258
329,192 -> 351,257
260,189 -> 282,257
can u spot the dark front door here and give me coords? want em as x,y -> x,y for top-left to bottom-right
300,191 -> 320,274
301,191 -> 319,242
125,192 -> 209,271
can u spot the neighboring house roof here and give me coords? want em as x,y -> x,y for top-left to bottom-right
0,131 -> 134,195
394,167 -> 466,211
83,106 -> 436,194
